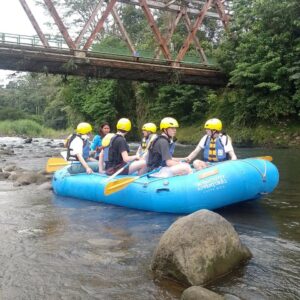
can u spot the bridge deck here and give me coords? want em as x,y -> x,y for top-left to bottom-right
0,43 -> 226,86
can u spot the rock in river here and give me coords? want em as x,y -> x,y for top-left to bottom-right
151,209 -> 252,286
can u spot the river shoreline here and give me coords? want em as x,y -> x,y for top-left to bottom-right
2,120 -> 300,149
176,123 -> 300,148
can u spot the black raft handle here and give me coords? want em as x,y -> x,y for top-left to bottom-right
156,188 -> 170,193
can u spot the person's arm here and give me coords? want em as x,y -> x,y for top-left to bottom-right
158,139 -> 178,166
121,151 -> 139,162
98,150 -> 105,173
186,139 -> 204,162
136,145 -> 142,156
223,136 -> 237,160
71,137 -> 93,174
165,159 -> 180,167
90,135 -> 100,151
228,150 -> 237,160
76,153 -> 93,174
117,138 -> 139,163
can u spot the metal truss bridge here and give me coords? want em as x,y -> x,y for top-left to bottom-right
0,0 -> 231,86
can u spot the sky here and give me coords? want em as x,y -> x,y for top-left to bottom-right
0,0 -> 46,85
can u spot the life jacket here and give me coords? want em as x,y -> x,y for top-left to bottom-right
203,134 -> 228,162
141,137 -> 147,152
66,133 -> 90,161
169,138 -> 176,156
103,133 -> 129,169
63,134 -> 72,148
147,135 -> 174,169
139,133 -> 157,156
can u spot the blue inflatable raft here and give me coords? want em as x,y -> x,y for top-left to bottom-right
52,158 -> 279,214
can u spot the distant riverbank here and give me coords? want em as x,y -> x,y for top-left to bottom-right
177,123 -> 300,148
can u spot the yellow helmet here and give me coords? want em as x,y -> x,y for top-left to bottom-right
117,118 -> 131,132
204,118 -> 222,131
76,122 -> 92,135
142,122 -> 157,133
160,117 -> 179,130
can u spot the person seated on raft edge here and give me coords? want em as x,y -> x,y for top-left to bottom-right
147,117 -> 192,178
90,122 -> 111,160
66,122 -> 99,174
185,118 -> 237,170
98,118 -> 147,176
136,122 -> 157,162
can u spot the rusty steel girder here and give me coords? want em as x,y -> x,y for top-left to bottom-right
17,0 -> 230,71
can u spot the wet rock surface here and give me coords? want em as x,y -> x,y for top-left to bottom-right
0,137 -> 64,188
151,210 -> 252,286
181,286 -> 224,300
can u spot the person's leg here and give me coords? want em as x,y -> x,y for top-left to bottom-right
87,161 -> 99,172
193,159 -> 208,170
149,167 -> 173,178
68,163 -> 86,174
128,160 -> 147,175
169,162 -> 192,176
150,162 -> 192,178
68,162 -> 98,174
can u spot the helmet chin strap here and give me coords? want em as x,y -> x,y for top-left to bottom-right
210,129 -> 216,138
210,130 -> 218,138
81,134 -> 89,140
163,129 -> 172,139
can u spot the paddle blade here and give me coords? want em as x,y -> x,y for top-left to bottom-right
258,156 -> 273,161
46,157 -> 69,173
104,176 -> 138,196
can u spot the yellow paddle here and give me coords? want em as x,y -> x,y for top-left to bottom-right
257,156 -> 273,161
104,176 -> 139,195
104,168 -> 160,196
46,157 -> 70,173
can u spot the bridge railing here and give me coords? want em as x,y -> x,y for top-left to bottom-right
0,32 -> 67,49
92,45 -> 217,67
0,32 -> 217,68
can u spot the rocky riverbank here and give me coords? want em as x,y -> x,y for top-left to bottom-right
0,137 -> 64,189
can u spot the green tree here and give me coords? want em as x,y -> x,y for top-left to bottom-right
216,0 -> 300,125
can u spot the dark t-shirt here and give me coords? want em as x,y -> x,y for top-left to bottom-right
113,136 -> 129,155
106,135 -> 129,168
151,136 -> 172,163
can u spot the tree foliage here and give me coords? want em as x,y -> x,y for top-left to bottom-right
1,0 -> 299,135
216,0 -> 300,125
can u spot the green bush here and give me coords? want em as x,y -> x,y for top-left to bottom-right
0,119 -> 69,138
0,107 -> 27,120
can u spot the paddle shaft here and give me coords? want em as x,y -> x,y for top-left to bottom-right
104,168 -> 160,196
105,161 -> 131,182
105,148 -> 150,182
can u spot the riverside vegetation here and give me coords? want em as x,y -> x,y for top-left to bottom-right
0,0 -> 299,147
1,119 -> 300,149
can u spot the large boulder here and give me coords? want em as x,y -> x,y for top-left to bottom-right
151,210 -> 252,286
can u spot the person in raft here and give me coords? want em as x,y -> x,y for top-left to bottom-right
185,118 -> 237,170
98,118 -> 147,175
66,122 -> 99,174
136,122 -> 157,161
147,117 -> 192,177
90,122 -> 111,159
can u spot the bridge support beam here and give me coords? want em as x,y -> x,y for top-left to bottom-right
0,45 -> 227,86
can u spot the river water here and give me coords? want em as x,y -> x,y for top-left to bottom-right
0,138 -> 299,299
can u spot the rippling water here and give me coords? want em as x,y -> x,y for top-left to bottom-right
0,138 -> 299,299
